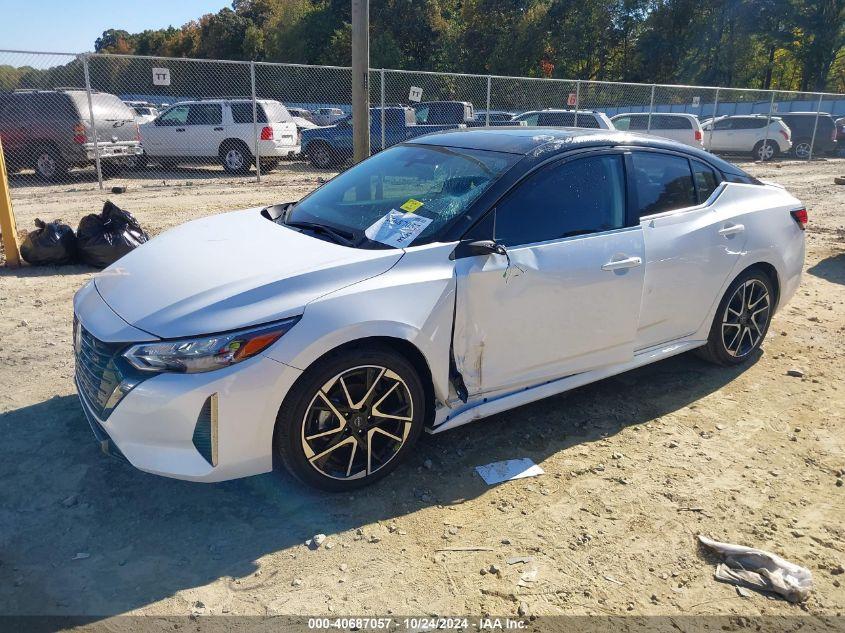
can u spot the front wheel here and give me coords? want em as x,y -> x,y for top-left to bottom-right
695,270 -> 775,366
793,141 -> 812,160
275,345 -> 426,491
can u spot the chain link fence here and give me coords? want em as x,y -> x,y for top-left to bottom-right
1,49 -> 844,197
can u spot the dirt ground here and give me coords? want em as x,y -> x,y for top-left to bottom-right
0,157 -> 843,629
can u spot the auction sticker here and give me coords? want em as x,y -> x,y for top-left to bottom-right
399,198 -> 424,213
365,209 -> 432,248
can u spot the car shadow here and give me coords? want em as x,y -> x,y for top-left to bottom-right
807,252 -> 845,286
0,263 -> 94,279
0,350 -> 757,617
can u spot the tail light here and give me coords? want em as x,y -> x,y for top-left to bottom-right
72,123 -> 87,144
790,208 -> 808,230
779,129 -> 789,141
260,126 -> 273,141
694,129 -> 702,141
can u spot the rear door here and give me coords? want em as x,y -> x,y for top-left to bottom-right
453,151 -> 645,395
631,151 -> 748,350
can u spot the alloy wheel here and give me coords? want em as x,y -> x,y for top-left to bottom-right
301,365 -> 414,481
721,279 -> 771,358
757,142 -> 775,161
312,146 -> 331,168
794,142 -> 811,160
36,152 -> 57,179
225,148 -> 245,170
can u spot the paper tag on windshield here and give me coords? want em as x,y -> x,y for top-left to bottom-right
365,209 -> 433,248
400,198 -> 424,213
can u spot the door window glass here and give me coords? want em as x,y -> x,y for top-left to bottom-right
187,103 -> 222,125
157,105 -> 189,126
631,152 -> 696,217
494,154 -> 627,247
712,118 -> 733,131
691,160 -> 719,203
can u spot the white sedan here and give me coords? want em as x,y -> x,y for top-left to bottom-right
73,128 -> 806,490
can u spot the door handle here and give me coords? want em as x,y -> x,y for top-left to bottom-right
718,223 -> 745,237
213,127 -> 224,131
175,128 -> 186,132
601,256 -> 642,271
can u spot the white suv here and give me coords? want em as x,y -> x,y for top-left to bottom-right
512,109 -> 615,129
139,99 -> 300,173
611,113 -> 703,148
701,115 -> 792,161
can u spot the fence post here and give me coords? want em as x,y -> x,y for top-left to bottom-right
761,91 -> 775,161
808,93 -> 823,161
647,84 -> 656,132
380,69 -> 386,151
250,61 -> 261,183
81,54 -> 103,190
574,80 -> 581,127
709,88 -> 720,152
0,138 -> 21,268
485,75 -> 492,127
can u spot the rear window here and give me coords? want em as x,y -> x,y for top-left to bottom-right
69,92 -> 134,121
231,101 -> 292,124
631,152 -> 696,218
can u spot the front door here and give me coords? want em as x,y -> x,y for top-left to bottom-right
453,152 -> 646,396
142,104 -> 190,157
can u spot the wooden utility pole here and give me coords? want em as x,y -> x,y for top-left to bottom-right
0,138 -> 21,268
351,0 -> 370,163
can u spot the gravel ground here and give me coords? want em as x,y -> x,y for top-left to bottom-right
0,157 -> 843,629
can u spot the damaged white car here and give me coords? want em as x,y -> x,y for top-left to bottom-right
73,128 -> 806,490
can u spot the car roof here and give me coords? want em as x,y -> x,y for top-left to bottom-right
612,112 -> 696,118
407,126 -> 749,175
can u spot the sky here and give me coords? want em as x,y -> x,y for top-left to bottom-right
0,0 -> 228,56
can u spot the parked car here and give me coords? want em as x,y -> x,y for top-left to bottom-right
611,113 -> 703,148
512,109 -> 615,129
474,110 -> 516,123
139,99 -> 299,173
124,100 -> 160,125
776,112 -> 837,158
701,115 -> 792,161
414,101 -> 520,127
0,88 -> 142,180
836,117 -> 845,147
73,127 -> 805,489
286,107 -> 319,131
300,106 -> 457,168
287,107 -> 316,123
311,107 -> 347,126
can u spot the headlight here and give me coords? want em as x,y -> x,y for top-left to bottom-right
123,317 -> 300,374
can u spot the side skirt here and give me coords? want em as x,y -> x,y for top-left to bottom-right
427,338 -> 706,435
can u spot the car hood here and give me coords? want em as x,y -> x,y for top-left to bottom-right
94,208 -> 403,339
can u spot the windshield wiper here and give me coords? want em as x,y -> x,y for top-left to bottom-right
285,220 -> 355,247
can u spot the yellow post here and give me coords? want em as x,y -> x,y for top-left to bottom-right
0,137 -> 21,268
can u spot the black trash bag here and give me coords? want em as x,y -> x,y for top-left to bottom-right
76,201 -> 149,268
20,218 -> 77,266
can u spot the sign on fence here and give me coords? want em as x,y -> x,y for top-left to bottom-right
408,86 -> 423,102
567,93 -> 577,106
152,68 -> 171,86
692,96 -> 700,107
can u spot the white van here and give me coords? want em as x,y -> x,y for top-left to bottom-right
611,113 -> 703,148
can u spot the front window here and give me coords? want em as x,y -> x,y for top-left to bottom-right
288,144 -> 519,247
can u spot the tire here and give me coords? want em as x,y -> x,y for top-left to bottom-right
260,158 -> 280,172
695,269 -> 775,366
793,141 -> 812,160
752,140 -> 778,161
307,142 -> 340,168
275,345 -> 426,491
32,145 -> 67,181
219,140 -> 253,174
125,153 -> 148,170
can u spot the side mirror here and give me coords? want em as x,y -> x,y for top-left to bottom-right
452,239 -> 508,259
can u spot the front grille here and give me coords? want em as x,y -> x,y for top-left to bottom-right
74,321 -> 129,419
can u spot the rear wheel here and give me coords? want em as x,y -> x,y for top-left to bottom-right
100,162 -> 125,179
752,140 -> 778,161
695,269 -> 774,366
308,142 -> 340,168
275,345 -> 425,491
219,141 -> 253,174
33,145 -> 67,181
